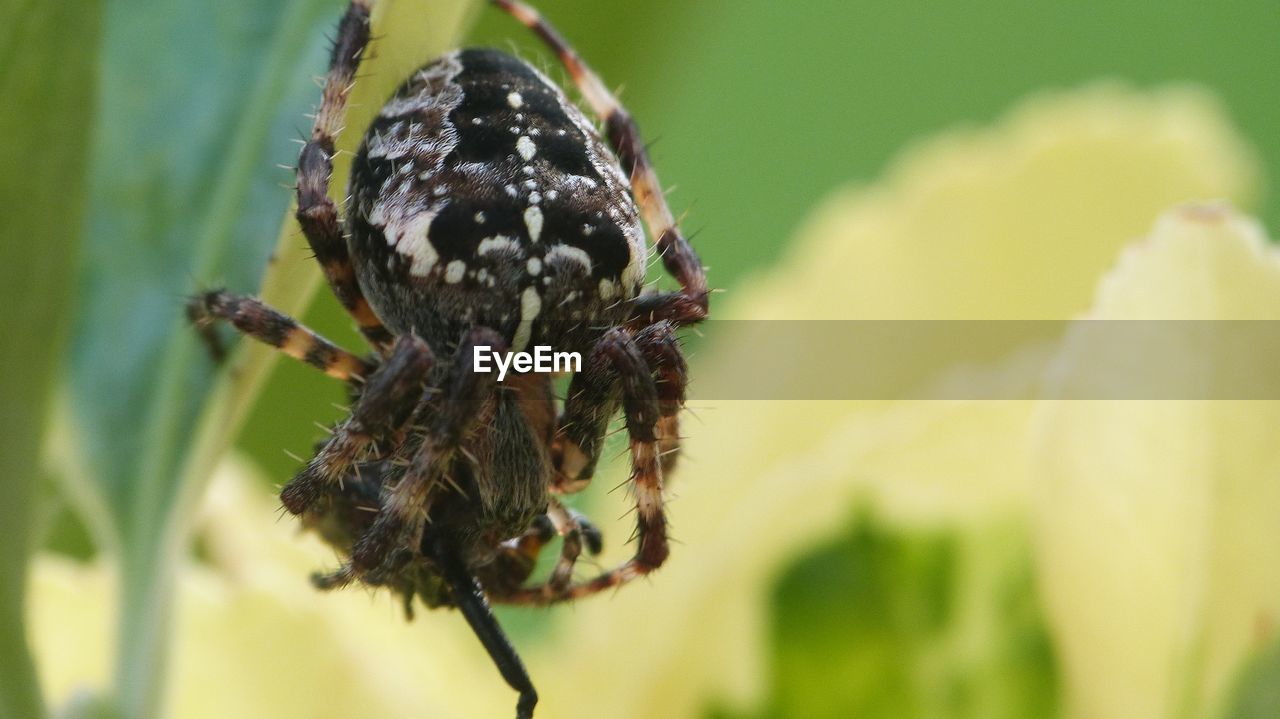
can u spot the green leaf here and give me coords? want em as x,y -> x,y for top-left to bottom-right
60,1 -> 480,717
0,0 -> 101,717
1224,640 -> 1280,719
724,517 -> 1059,719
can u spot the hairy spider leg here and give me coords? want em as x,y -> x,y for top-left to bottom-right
492,0 -> 709,327
484,502 -> 606,592
489,498 -> 587,602
635,321 -> 686,476
547,341 -> 622,495
296,0 -> 395,350
482,514 -> 557,594
280,334 -> 434,515
351,327 -> 506,572
498,328 -> 671,605
431,537 -> 538,719
564,505 -> 604,555
187,289 -> 373,381
542,498 -> 588,592
546,321 -> 686,493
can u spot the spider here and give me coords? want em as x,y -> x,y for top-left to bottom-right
188,1 -> 708,716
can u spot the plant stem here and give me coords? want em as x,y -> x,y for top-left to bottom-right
0,471 -> 46,719
112,528 -> 181,719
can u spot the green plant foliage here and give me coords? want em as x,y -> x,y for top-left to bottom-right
1225,640 -> 1280,719
722,518 -> 1058,719
0,1 -> 101,717
65,2 -> 363,713
69,0 -> 346,553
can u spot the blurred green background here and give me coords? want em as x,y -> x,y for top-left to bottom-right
6,0 -> 1280,717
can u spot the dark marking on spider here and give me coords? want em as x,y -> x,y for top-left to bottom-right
186,1 -> 708,716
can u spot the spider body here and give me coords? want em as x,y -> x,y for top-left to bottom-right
349,48 -> 646,356
304,370 -> 556,605
190,2 -> 708,717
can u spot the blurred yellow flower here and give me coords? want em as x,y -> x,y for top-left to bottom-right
29,83 -> 1280,719
1034,208 -> 1280,719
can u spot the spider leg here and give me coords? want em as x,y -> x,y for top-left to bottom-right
536,501 -> 588,594
549,320 -> 685,493
548,342 -> 621,495
500,328 -> 669,605
548,502 -> 599,592
492,0 -> 709,327
490,499 -> 590,604
481,503 -> 604,600
280,333 -> 434,514
429,537 -> 538,719
297,0 -> 395,351
569,506 -> 605,555
351,327 -> 505,572
635,321 -> 686,476
311,564 -> 358,591
476,514 -> 554,595
187,289 -> 373,381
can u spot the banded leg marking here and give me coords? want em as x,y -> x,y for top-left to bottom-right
548,332 -> 624,494
636,321 -> 686,476
280,334 -> 434,515
501,328 -> 669,605
549,319 -> 686,493
188,289 -> 372,381
490,499 -> 605,604
297,0 -> 395,350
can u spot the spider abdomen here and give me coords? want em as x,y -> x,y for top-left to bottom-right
347,48 -> 646,353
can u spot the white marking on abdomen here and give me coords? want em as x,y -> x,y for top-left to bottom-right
516,135 -> 536,161
477,235 -> 518,256
620,229 -> 648,290
444,260 -> 466,284
379,51 -> 464,118
512,286 -> 542,352
387,208 -> 442,277
545,245 -> 593,274
524,206 -> 544,243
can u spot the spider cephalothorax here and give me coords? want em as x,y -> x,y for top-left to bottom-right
189,1 -> 707,717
